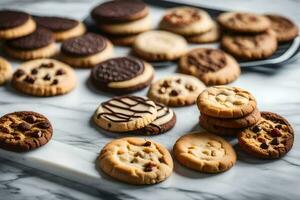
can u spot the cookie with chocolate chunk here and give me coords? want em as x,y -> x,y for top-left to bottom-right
179,48 -> 240,85
12,59 -> 76,96
0,57 -> 12,85
0,111 -> 52,152
238,112 -> 294,159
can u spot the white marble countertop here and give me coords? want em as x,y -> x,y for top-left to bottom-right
0,0 -> 300,200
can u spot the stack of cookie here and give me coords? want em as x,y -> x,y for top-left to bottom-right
91,0 -> 152,46
197,86 -> 261,136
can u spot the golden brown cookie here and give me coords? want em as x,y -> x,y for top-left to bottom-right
148,74 -> 206,107
238,112 -> 294,159
173,132 -> 236,173
0,57 -> 12,85
197,86 -> 257,118
186,22 -> 220,43
108,33 -> 137,46
178,48 -> 240,86
97,137 -> 173,185
12,59 -> 76,97
0,111 -> 52,152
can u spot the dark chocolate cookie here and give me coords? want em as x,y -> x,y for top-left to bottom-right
0,111 -> 53,152
0,10 -> 30,30
91,0 -> 148,23
33,16 -> 79,32
238,112 -> 294,159
61,33 -> 107,57
6,28 -> 54,50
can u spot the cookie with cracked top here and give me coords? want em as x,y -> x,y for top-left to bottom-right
238,111 -> 294,159
0,111 -> 53,152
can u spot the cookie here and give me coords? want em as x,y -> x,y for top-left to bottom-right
93,96 -> 157,132
178,48 -> 240,86
4,28 -> 57,60
221,30 -> 278,60
34,16 -> 86,41
97,137 -> 173,185
91,0 -> 149,23
238,112 -> 294,159
90,57 -> 154,94
218,12 -> 270,33
159,7 -> 214,36
108,33 -> 137,46
197,86 -> 257,118
265,14 -> 299,42
0,111 -> 53,152
133,103 -> 176,135
173,132 -> 236,173
12,59 -> 76,96
60,33 -> 113,68
186,22 -> 220,43
0,10 -> 36,40
0,57 -> 12,85
133,30 -> 188,61
147,74 -> 206,107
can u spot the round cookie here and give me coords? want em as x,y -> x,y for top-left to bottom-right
173,132 -> 236,173
97,137 -> 173,185
179,48 -> 240,86
90,57 -> 154,94
0,10 -> 36,40
94,96 -> 157,132
60,33 -> 113,68
108,33 -> 137,46
133,103 -> 176,135
238,112 -> 294,159
4,28 -> 57,60
221,31 -> 278,60
0,111 -> 53,152
148,74 -> 206,107
265,14 -> 299,42
186,22 -> 220,43
218,12 -> 271,33
197,86 -> 257,118
91,0 -> 149,23
0,57 -> 12,85
34,16 -> 86,41
159,7 -> 214,36
133,30 -> 188,61
12,59 -> 76,97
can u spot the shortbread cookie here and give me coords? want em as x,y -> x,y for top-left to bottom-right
0,57 -> 12,85
0,10 -> 36,40
133,103 -> 176,135
60,33 -> 113,68
218,12 -> 270,33
238,112 -> 294,159
91,57 -> 154,93
108,33 -> 137,46
159,7 -> 214,36
197,86 -> 257,118
179,48 -> 240,86
148,74 -> 206,107
12,59 -> 76,96
91,0 -> 149,23
4,28 -> 57,60
201,108 -> 261,129
34,16 -> 86,41
0,111 -> 53,152
173,132 -> 236,173
265,14 -> 299,42
98,137 -> 173,185
94,96 -> 157,132
221,31 -> 277,60
133,30 -> 188,61
186,22 -> 220,43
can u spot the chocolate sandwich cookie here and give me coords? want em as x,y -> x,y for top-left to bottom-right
60,33 -> 113,68
0,57 -> 12,85
5,28 -> 57,60
91,57 -> 154,94
0,111 -> 53,152
238,112 -> 294,159
0,10 -> 36,40
34,16 -> 86,41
